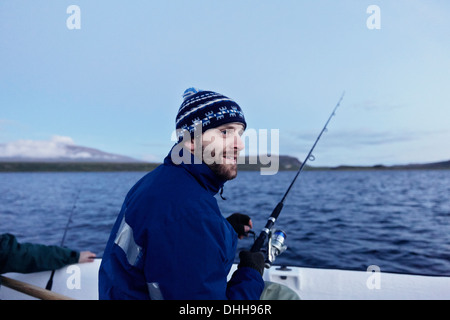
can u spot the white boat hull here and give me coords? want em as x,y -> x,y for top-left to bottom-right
1,260 -> 449,300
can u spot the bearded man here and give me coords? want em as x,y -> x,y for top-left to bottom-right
99,88 -> 265,300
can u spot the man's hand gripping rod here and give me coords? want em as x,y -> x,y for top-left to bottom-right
250,92 -> 345,255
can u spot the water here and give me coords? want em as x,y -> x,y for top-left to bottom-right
1,170 -> 449,276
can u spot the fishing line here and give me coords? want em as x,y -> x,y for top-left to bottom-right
250,91 -> 345,253
45,187 -> 82,291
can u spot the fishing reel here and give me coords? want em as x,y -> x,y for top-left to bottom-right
263,229 -> 288,268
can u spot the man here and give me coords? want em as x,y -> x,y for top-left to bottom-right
99,88 -> 265,300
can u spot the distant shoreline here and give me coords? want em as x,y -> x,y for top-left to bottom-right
0,162 -> 160,172
0,160 -> 449,172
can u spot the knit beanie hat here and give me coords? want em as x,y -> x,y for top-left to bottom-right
175,88 -> 247,142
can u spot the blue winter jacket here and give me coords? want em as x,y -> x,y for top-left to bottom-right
99,148 -> 264,300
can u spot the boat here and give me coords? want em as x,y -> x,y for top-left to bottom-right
1,259 -> 450,300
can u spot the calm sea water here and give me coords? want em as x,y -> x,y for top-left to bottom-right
1,169 -> 449,276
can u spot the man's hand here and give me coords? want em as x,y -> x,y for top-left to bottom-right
78,251 -> 96,263
226,213 -> 253,239
238,250 -> 265,276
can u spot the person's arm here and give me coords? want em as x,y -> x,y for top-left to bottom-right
225,213 -> 265,299
0,234 -> 79,274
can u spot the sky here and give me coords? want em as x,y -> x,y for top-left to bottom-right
1,0 -> 449,167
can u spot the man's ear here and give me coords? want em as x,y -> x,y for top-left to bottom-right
183,138 -> 195,153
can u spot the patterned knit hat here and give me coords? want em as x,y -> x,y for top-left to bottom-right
175,88 -> 247,141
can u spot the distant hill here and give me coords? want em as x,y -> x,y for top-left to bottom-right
391,160 -> 450,170
0,139 -> 142,163
331,160 -> 450,170
237,155 -> 302,171
0,154 -> 303,172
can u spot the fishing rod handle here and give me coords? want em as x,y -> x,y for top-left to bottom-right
250,232 -> 267,253
250,202 -> 284,252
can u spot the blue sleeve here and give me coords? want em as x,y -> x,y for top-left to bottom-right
142,208 -> 232,299
139,201 -> 263,300
227,267 -> 265,300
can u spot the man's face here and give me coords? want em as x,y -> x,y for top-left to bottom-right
191,123 -> 245,181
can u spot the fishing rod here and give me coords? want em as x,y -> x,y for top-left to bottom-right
250,91 -> 345,255
45,188 -> 81,291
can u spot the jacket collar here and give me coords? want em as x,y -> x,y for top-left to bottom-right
164,145 -> 226,196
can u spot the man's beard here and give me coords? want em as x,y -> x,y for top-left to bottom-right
208,161 -> 238,181
202,147 -> 238,181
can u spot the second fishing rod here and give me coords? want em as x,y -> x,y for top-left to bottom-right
250,92 -> 345,256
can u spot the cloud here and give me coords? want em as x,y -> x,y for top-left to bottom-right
288,128 -> 422,149
281,127 -> 450,166
0,135 -> 80,159
140,154 -> 162,163
323,130 -> 414,146
50,135 -> 75,145
349,99 -> 407,112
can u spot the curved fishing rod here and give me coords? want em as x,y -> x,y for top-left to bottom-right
250,91 -> 345,253
45,188 -> 81,291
